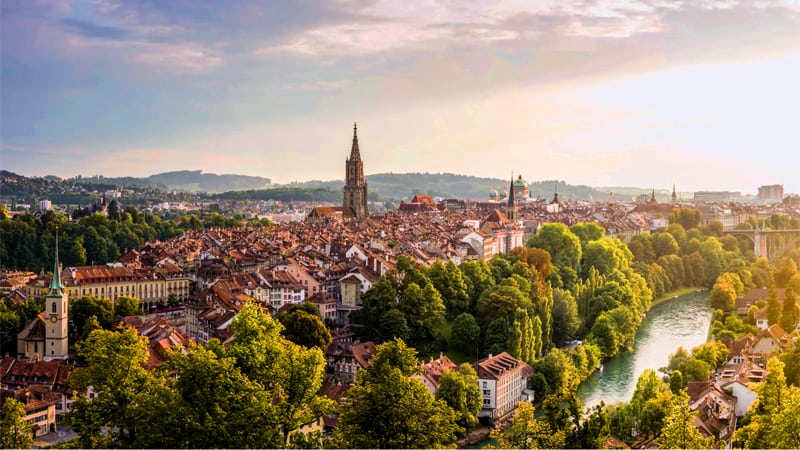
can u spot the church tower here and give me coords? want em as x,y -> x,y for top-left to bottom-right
506,173 -> 517,221
343,123 -> 368,220
45,230 -> 69,360
672,183 -> 678,203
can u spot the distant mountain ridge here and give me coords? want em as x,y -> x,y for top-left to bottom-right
2,169 -> 673,202
283,172 -> 673,202
75,170 -> 272,193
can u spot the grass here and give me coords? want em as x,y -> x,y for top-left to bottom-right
651,286 -> 706,307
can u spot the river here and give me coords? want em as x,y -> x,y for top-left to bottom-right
577,290 -> 713,409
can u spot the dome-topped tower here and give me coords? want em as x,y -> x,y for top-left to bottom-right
511,174 -> 530,200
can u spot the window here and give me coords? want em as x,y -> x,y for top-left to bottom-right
52,302 -> 56,313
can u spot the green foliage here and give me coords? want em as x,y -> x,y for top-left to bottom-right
0,298 -> 43,354
114,295 -> 140,318
669,208 -> 701,230
1,397 -> 34,449
70,295 -> 115,337
436,364 -> 482,429
67,328 -> 162,447
654,391 -> 717,449
735,358 -> 800,449
527,223 -> 582,289
400,282 -> 446,344
709,273 -> 739,311
280,309 -> 332,350
450,312 -> 480,355
334,339 -> 459,448
428,260 -> 470,320
551,288 -> 580,346
489,402 -> 566,449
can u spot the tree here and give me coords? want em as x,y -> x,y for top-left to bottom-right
570,222 -> 605,249
652,233 -> 680,259
484,317 -> 511,355
334,339 -> 459,448
709,275 -> 737,311
165,344 -> 281,448
280,309 -> 332,350
70,295 -> 115,336
226,303 -> 333,445
527,223 -> 582,289
458,259 -> 495,313
379,308 -> 411,342
766,286 -> 782,325
436,364 -> 482,429
490,402 -> 566,449
428,260 -> 470,319
0,397 -> 33,449
450,312 -> 480,355
735,358 -> 800,449
67,328 -> 164,448
655,391 -> 717,449
551,288 -> 580,346
779,287 -> 799,332
399,282 -> 445,343
115,295 -> 140,318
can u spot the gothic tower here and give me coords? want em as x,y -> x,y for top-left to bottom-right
45,230 -> 69,360
672,183 -> 678,203
343,123 -> 368,220
506,173 -> 517,221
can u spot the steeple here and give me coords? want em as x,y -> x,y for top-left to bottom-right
349,122 -> 361,161
650,188 -> 656,204
552,183 -> 559,204
506,173 -> 517,221
48,227 -> 63,296
672,183 -> 677,203
507,173 -> 515,207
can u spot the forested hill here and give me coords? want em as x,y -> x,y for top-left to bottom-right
78,170 -> 272,193
2,169 -> 673,202
283,172 -> 673,201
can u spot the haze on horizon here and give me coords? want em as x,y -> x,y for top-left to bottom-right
2,1 -> 799,195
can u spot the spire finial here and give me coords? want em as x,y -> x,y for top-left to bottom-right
49,225 -> 63,295
349,122 -> 361,160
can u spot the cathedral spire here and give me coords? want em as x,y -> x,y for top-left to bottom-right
350,122 -> 361,160
48,226 -> 63,296
507,173 -> 515,207
506,173 -> 517,221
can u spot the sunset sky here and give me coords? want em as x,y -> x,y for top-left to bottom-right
2,0 -> 799,193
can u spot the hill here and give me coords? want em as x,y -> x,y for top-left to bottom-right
78,170 -> 272,193
280,172 -> 673,202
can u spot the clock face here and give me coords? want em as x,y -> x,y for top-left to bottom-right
50,315 -> 58,324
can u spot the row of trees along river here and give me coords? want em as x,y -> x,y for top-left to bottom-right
2,206 -> 800,448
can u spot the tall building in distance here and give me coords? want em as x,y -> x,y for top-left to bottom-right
343,123 -> 368,220
757,184 -> 784,203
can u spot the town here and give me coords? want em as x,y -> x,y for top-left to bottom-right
2,125 -> 800,449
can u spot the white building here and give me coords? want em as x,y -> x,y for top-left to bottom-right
474,352 -> 534,421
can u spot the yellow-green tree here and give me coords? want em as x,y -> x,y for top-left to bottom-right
334,339 -> 459,448
0,397 -> 33,449
735,358 -> 800,449
654,391 -> 716,449
489,401 -> 566,449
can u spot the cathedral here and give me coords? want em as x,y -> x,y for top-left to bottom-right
343,123 -> 368,219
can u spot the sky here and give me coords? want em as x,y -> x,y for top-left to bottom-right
2,0 -> 799,194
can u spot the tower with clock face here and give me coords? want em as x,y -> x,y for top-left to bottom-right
44,237 -> 69,360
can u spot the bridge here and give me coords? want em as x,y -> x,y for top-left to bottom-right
723,227 -> 800,260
